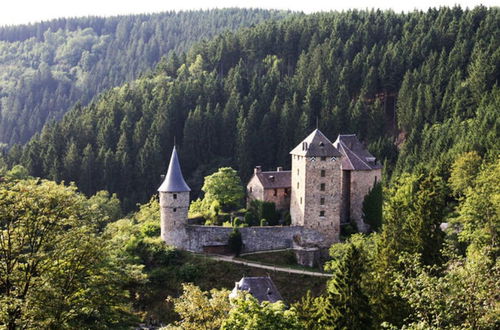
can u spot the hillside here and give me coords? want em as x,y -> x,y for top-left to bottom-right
5,6 -> 498,210
0,9 -> 292,146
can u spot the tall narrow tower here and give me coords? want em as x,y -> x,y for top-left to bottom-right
290,129 -> 343,244
158,146 -> 190,247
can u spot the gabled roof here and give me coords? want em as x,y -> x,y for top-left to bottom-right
229,276 -> 283,303
158,146 -> 191,192
290,129 -> 342,157
253,170 -> 291,189
333,135 -> 383,171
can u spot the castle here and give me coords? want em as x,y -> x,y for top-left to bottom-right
158,129 -> 381,265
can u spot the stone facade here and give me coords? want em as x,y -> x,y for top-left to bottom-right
346,168 -> 381,232
181,225 -> 328,253
290,154 -> 342,245
160,191 -> 189,247
247,167 -> 291,210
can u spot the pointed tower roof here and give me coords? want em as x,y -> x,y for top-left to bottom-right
158,146 -> 191,192
290,129 -> 342,157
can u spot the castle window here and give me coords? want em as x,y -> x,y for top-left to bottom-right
273,189 -> 278,196
320,183 -> 325,191
249,187 -> 253,193
297,169 -> 299,176
321,156 -> 326,161
320,211 -> 325,217
173,208 -> 177,212
374,176 -> 378,184
320,197 -> 325,205
321,170 -> 325,177
297,182 -> 299,189
300,197 -> 302,204
173,193 -> 177,199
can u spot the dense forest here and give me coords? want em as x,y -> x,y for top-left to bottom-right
4,6 -> 498,211
0,8 -> 291,146
0,5 -> 499,329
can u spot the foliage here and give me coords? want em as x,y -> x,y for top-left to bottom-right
165,283 -> 231,330
451,156 -> 499,254
222,294 -> 301,330
448,151 -> 482,196
247,200 -> 281,226
362,182 -> 383,231
201,167 -> 245,211
8,7 -> 499,212
0,9 -> 291,146
228,228 -> 243,256
0,178 -> 139,329
394,250 -> 499,329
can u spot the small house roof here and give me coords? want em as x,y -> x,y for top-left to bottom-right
254,170 -> 291,189
290,129 -> 342,157
229,276 -> 283,303
158,146 -> 191,192
333,135 -> 383,171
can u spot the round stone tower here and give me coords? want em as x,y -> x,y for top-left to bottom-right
158,146 -> 190,247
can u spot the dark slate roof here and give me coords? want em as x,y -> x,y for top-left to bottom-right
158,146 -> 191,192
255,170 -> 291,189
230,277 -> 283,303
333,135 -> 383,171
290,129 -> 342,157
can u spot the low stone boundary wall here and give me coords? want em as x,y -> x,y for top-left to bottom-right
184,225 -> 328,253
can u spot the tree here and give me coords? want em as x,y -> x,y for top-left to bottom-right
228,228 -> 243,256
0,178 -> 137,329
317,238 -> 372,329
166,283 -> 231,330
448,151 -> 482,196
222,294 -> 301,330
200,167 -> 244,212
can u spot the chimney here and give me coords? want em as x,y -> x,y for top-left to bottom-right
254,166 -> 262,174
276,166 -> 283,172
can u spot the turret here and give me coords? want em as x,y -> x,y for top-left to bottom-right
158,146 -> 190,246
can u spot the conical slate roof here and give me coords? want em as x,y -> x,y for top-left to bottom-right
158,146 -> 191,192
290,129 -> 342,157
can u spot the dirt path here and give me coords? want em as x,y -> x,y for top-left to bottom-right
200,253 -> 332,278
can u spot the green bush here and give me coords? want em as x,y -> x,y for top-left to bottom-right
178,262 -> 201,282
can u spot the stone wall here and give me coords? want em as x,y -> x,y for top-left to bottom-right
303,157 -> 342,245
290,155 -> 307,225
181,225 -> 328,253
246,175 -> 264,206
349,169 -> 381,232
263,187 -> 290,210
160,191 -> 189,247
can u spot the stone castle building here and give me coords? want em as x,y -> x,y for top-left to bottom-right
247,129 -> 382,233
159,129 -> 381,264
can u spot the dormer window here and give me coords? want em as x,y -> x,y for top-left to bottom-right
319,142 -> 324,147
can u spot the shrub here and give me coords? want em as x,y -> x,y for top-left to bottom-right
228,228 -> 243,256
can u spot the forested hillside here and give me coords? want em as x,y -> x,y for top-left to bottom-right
4,6 -> 499,210
0,9 -> 291,146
